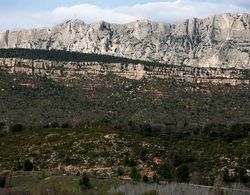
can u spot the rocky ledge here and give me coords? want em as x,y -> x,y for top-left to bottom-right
0,58 -> 249,85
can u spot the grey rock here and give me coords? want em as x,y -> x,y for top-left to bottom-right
0,13 -> 249,69
0,58 -> 249,85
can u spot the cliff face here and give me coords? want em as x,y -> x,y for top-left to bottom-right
0,58 -> 249,85
0,13 -> 249,69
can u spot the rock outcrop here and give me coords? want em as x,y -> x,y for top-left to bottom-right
0,58 -> 249,85
0,13 -> 249,69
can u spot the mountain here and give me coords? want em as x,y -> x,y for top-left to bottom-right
0,13 -> 249,69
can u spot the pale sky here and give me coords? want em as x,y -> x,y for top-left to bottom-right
0,0 -> 249,29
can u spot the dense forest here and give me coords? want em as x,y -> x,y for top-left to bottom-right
0,48 -> 166,67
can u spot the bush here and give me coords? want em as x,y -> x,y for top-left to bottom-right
128,159 -> 137,167
51,122 -> 59,128
152,174 -> 158,183
139,149 -> 148,161
203,123 -> 227,140
123,156 -> 130,166
223,123 -> 249,142
0,122 -> 5,130
123,156 -> 137,167
128,121 -> 136,131
13,161 -> 22,171
23,159 -> 33,171
130,167 -> 140,181
9,124 -> 24,132
140,123 -> 152,136
176,165 -> 190,183
61,122 -> 71,128
234,166 -> 248,183
0,176 -> 6,188
79,172 -> 91,190
117,167 -> 125,176
171,150 -> 194,167
142,175 -> 149,182
222,168 -> 234,182
157,163 -> 172,180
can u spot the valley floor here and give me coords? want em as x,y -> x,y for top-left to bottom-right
0,173 -> 250,195
0,127 -> 249,194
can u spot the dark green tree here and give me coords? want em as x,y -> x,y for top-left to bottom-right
123,156 -> 130,166
140,123 -> 152,136
117,167 -> 124,176
152,174 -> 158,183
176,165 -> 190,183
142,175 -> 149,182
9,124 -> 24,132
23,159 -> 33,171
51,122 -> 59,128
157,163 -> 172,180
0,122 -> 4,130
0,176 -> 6,188
234,166 -> 248,183
79,172 -> 91,189
13,161 -> 22,171
139,149 -> 148,161
130,167 -> 140,181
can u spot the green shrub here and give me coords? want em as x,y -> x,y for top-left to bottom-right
203,123 -> 227,140
9,124 -> 24,132
123,156 -> 130,166
142,175 -> 149,182
117,167 -> 124,176
152,174 -> 158,183
172,150 -> 194,167
79,172 -> 91,190
13,161 -> 23,171
123,156 -> 137,167
23,159 -> 33,171
140,123 -> 152,136
51,122 -> 59,128
176,164 -> 190,183
0,176 -> 6,188
0,122 -> 5,130
139,149 -> 148,161
157,163 -> 172,180
223,123 -> 249,142
61,122 -> 71,128
130,167 -> 140,181
128,159 -> 137,167
234,166 -> 248,183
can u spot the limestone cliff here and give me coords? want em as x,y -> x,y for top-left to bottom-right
0,58 -> 248,85
0,13 -> 249,69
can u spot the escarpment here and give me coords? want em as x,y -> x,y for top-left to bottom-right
0,57 -> 249,85
0,13 -> 249,69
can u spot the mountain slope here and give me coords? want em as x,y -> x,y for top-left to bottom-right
0,68 -> 249,127
0,13 -> 249,69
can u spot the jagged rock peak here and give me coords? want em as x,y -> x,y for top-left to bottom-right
0,13 -> 249,69
55,19 -> 86,27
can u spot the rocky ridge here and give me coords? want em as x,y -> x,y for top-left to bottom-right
0,13 -> 249,69
0,58 -> 249,85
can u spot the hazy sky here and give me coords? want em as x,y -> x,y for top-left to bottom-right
0,0 -> 249,29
